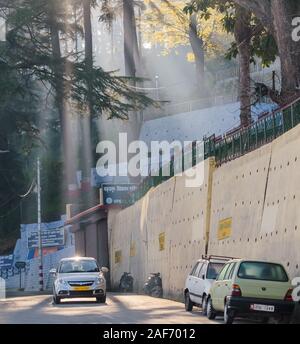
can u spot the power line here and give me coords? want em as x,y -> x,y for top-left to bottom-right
0,170 -> 35,199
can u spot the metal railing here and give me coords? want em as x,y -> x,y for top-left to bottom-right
128,97 -> 300,204
204,98 -> 300,166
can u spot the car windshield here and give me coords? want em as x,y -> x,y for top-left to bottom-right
237,262 -> 288,282
59,260 -> 99,273
206,263 -> 225,279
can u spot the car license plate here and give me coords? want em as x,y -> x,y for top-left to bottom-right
74,286 -> 90,291
250,304 -> 275,312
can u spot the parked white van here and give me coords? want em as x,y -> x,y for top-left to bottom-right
184,255 -> 233,314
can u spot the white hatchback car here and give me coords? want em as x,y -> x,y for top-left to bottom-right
184,255 -> 232,314
51,257 -> 109,304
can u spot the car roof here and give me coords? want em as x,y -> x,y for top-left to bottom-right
59,257 -> 96,262
225,258 -> 285,266
197,258 -> 227,264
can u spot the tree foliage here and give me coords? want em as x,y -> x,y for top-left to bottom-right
141,0 -> 229,61
184,0 -> 278,67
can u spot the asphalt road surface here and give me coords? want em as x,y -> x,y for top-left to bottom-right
0,293 -> 222,324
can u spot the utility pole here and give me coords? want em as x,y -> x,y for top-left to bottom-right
37,157 -> 43,291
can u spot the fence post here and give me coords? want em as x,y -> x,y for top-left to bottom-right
239,133 -> 242,155
192,141 -> 196,167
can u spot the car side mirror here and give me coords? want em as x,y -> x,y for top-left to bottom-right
202,274 -> 205,280
101,267 -> 109,274
50,268 -> 57,276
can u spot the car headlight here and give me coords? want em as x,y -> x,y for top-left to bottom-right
57,279 -> 68,287
95,277 -> 105,285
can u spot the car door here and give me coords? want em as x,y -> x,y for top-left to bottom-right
218,263 -> 237,311
212,263 -> 231,311
187,262 -> 200,302
193,262 -> 207,304
198,262 -> 208,298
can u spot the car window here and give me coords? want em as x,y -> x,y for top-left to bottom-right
223,263 -> 234,280
197,263 -> 206,279
217,263 -> 231,281
206,263 -> 225,279
224,263 -> 236,280
59,259 -> 99,273
237,262 -> 289,282
190,262 -> 199,276
228,263 -> 237,280
194,263 -> 203,277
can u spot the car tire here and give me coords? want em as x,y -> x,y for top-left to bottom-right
202,295 -> 208,316
96,294 -> 106,304
224,301 -> 234,325
207,297 -> 217,320
185,291 -> 194,312
53,294 -> 61,305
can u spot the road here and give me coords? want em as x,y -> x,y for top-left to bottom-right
0,293 -> 221,324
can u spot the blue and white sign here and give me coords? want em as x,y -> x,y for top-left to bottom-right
102,184 -> 139,206
0,255 -> 14,269
27,228 -> 65,249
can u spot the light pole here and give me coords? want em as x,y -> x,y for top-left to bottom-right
37,157 -> 43,291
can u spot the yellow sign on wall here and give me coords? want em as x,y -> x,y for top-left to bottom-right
159,232 -> 165,251
130,241 -> 136,257
115,250 -> 122,264
218,218 -> 232,240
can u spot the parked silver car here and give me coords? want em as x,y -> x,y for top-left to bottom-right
50,257 -> 109,304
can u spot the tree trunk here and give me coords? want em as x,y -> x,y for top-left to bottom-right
82,0 -> 93,199
123,0 -> 140,78
232,0 -> 300,103
188,14 -> 206,97
234,6 -> 252,127
122,0 -> 140,142
49,11 -> 78,202
83,0 -> 93,102
271,0 -> 300,98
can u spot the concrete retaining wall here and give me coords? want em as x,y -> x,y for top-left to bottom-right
109,124 -> 300,300
208,123 -> 300,279
108,160 -> 214,300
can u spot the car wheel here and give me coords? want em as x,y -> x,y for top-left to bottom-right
202,295 -> 208,316
224,301 -> 234,324
207,297 -> 217,320
185,291 -> 194,312
53,294 -> 61,305
96,294 -> 106,304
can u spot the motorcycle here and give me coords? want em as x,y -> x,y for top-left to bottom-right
143,273 -> 163,298
119,272 -> 134,292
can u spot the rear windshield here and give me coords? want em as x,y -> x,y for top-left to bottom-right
207,263 -> 225,280
237,262 -> 288,282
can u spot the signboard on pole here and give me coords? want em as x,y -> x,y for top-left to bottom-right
102,184 -> 139,206
27,227 -> 65,249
